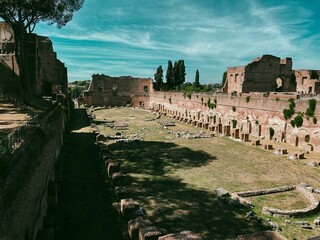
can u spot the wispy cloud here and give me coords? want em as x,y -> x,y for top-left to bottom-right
35,0 -> 320,82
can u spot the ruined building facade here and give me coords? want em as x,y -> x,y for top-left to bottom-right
83,74 -> 153,107
294,70 -> 320,94
0,22 -> 68,98
223,55 -> 295,94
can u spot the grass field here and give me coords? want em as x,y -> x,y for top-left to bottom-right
93,107 -> 320,239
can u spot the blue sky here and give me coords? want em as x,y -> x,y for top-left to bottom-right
35,0 -> 320,83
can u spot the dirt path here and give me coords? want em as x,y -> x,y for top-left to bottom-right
53,109 -> 122,240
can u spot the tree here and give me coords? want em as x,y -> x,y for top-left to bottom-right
173,61 -> 179,90
194,69 -> 200,88
154,65 -> 163,91
0,0 -> 84,101
177,59 -> 185,91
165,60 -> 174,90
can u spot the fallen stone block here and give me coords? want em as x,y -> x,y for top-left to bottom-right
215,188 -> 230,198
308,161 -> 319,167
274,148 -> 287,155
264,144 -> 273,150
112,172 -> 127,186
96,134 -> 105,142
292,221 -> 312,229
289,152 -> 304,160
107,161 -> 121,177
128,217 -> 152,240
120,198 -> 140,219
314,217 -> 320,226
139,226 -> 167,240
158,230 -> 203,240
252,139 -> 260,146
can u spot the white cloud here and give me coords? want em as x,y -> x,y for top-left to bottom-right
34,0 -> 320,83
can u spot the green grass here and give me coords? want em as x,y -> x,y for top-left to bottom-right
94,108 -> 320,239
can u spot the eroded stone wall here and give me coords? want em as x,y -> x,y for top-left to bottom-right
0,22 -> 68,98
224,55 -> 294,94
0,104 -> 66,240
149,91 -> 320,152
83,74 -> 153,107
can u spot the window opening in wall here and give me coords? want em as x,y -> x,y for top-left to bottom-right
302,77 -> 307,85
139,101 -> 144,106
143,86 -> 148,92
308,87 -> 312,94
235,74 -> 239,83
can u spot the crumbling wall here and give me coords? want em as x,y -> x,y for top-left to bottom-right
149,91 -> 320,152
295,70 -> 320,94
224,55 -> 294,94
0,104 -> 66,240
0,22 -> 68,98
83,74 -> 153,107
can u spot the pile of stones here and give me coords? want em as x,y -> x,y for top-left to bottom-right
99,144 -> 204,240
166,130 -> 213,139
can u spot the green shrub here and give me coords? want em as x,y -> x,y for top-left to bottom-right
187,93 -> 192,99
213,115 -> 216,124
246,96 -> 251,103
283,108 -> 294,120
294,115 -> 303,127
313,116 -> 317,124
306,99 -> 316,117
290,120 -> 296,128
288,98 -> 295,110
275,97 -> 280,101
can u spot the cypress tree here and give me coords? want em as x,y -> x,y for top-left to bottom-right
166,60 -> 174,89
194,69 -> 200,88
154,65 -> 163,90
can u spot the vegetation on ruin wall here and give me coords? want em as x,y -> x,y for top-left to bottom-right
283,98 -> 295,120
283,98 -> 317,127
69,80 -> 90,99
306,99 -> 317,117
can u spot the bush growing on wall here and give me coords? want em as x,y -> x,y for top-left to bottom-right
246,96 -> 251,103
294,115 -> 303,127
313,116 -> 317,124
306,99 -> 316,117
283,98 -> 296,120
